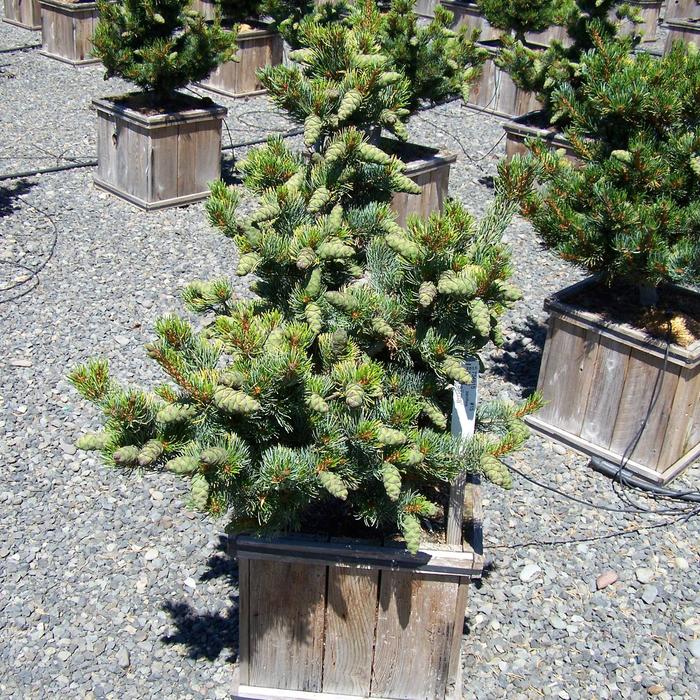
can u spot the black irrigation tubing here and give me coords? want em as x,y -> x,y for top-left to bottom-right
0,43 -> 41,54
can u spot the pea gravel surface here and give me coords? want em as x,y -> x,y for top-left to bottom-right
1,13 -> 699,700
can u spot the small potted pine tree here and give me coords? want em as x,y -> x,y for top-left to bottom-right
3,0 -> 41,29
90,0 -> 236,209
196,0 -> 290,97
500,40 -> 700,484
39,0 -> 101,66
496,0 -> 639,160
260,0 -> 487,223
70,38 -> 539,698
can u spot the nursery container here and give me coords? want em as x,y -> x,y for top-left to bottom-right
189,0 -> 216,20
232,478 -> 484,700
3,0 -> 41,29
39,0 -> 99,66
664,17 -> 700,51
198,23 -> 283,98
383,140 -> 457,226
527,277 -> 700,485
466,41 -> 543,119
442,1 -> 501,42
614,0 -> 663,42
415,0 -> 438,17
663,0 -> 699,24
503,111 -> 577,163
93,94 -> 227,210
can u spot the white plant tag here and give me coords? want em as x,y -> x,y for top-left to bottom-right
451,357 -> 479,441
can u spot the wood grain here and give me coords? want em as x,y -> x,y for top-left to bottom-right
664,19 -> 700,54
3,0 -> 41,29
39,0 -> 100,66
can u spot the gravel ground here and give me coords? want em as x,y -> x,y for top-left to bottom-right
1,11 -> 699,700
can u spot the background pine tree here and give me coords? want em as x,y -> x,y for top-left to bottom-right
93,0 -> 237,100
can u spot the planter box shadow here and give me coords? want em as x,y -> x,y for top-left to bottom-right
93,94 -> 227,210
527,277 -> 700,485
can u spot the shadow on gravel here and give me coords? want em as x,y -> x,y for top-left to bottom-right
161,536 -> 239,662
221,154 -> 245,187
489,317 -> 547,395
0,179 -> 36,217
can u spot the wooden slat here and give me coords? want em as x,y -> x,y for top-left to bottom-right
445,579 -> 469,700
150,124 -> 179,203
95,110 -> 117,186
580,334 -> 631,449
322,567 -> 378,696
247,560 -> 326,692
609,347 -> 680,469
237,686 -> 395,700
684,365 -> 700,454
371,572 -> 461,699
658,364 -> 700,471
238,557 -> 250,685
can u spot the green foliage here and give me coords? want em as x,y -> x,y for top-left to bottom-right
499,40 -> 700,296
261,0 -> 318,47
482,0 -> 640,122
93,0 -> 237,97
259,0 -> 486,140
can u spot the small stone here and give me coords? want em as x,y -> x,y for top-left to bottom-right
520,564 -> 542,582
647,685 -> 664,696
550,616 -> 566,630
144,548 -> 159,561
184,577 -> 197,591
552,444 -> 566,456
641,585 -> 658,604
636,568 -> 654,584
9,358 -> 32,367
675,557 -> 689,571
688,640 -> 700,659
558,692 -> 570,700
116,647 -> 130,669
596,571 -> 618,590
114,335 -> 130,347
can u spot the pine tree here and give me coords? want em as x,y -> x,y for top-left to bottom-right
479,0 -> 641,123
93,0 -> 237,101
500,40 -> 700,306
71,1 -> 541,554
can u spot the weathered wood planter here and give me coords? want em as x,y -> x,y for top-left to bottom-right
232,481 -> 484,700
664,17 -> 700,52
189,0 -> 216,20
414,0 -> 438,17
93,94 -> 227,210
199,24 -> 283,98
442,1 -> 501,42
527,278 -> 700,485
3,0 -> 41,29
664,0 -> 699,23
614,0 -> 663,42
383,140 -> 458,227
503,111 -> 578,163
466,41 -> 543,119
39,0 -> 99,66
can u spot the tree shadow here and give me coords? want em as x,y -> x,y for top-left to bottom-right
161,535 -> 239,663
0,179 -> 36,218
221,153 -> 244,186
489,316 -> 547,396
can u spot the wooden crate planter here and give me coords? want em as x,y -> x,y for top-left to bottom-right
663,0 -> 699,24
614,0 -> 663,42
527,278 -> 700,485
198,24 -> 283,98
466,41 -> 543,119
503,111 -> 578,163
442,1 -> 501,42
3,0 -> 41,29
189,0 -> 216,20
232,481 -> 484,700
39,0 -> 99,66
415,0 -> 438,17
664,17 -> 700,52
383,140 -> 457,227
93,95 -> 227,210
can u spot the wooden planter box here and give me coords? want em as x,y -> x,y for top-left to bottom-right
414,0 -> 438,17
383,140 -> 457,227
465,41 -> 543,119
664,0 -> 699,23
93,94 -> 227,210
527,278 -> 700,485
503,111 -> 578,163
39,0 -> 99,66
442,1 -> 501,42
3,0 -> 41,29
664,17 -> 700,51
614,0 -> 663,42
189,0 -> 216,20
199,24 -> 283,98
232,480 -> 484,700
